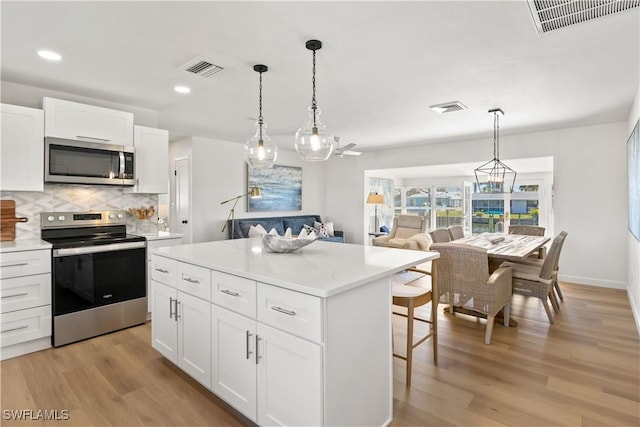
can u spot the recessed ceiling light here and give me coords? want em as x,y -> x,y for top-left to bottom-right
37,50 -> 62,61
174,86 -> 191,94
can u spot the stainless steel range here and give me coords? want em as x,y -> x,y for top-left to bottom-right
41,210 -> 147,347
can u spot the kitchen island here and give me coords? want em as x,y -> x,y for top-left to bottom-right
151,238 -> 438,426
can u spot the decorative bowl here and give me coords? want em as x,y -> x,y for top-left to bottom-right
261,234 -> 316,253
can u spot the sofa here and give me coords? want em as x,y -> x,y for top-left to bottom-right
229,214 -> 344,243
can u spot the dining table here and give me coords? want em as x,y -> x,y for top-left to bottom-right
452,232 -> 550,262
445,232 -> 550,326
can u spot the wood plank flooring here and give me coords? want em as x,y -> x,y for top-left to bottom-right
1,282 -> 638,427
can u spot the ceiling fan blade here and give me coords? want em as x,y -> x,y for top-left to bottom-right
341,142 -> 357,151
343,150 -> 362,156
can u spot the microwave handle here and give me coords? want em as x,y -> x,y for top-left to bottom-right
119,152 -> 125,178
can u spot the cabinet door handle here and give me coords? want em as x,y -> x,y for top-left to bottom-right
246,330 -> 253,360
1,325 -> 28,333
220,289 -> 240,297
169,297 -> 175,320
175,300 -> 181,320
155,268 -> 169,273
255,335 -> 262,365
271,306 -> 296,316
2,262 -> 29,268
183,276 -> 199,284
77,135 -> 110,142
1,292 -> 29,299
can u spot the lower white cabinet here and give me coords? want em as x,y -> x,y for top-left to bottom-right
152,281 -> 211,389
255,322 -> 322,426
146,236 -> 182,314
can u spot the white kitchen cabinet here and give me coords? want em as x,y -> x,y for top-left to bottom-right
151,281 -> 211,389
256,322 -> 322,427
43,97 -> 133,145
211,305 -> 258,421
0,104 -> 44,191
0,246 -> 52,360
131,125 -> 169,193
146,235 -> 182,314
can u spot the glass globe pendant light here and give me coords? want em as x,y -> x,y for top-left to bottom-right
295,40 -> 334,161
245,64 -> 277,168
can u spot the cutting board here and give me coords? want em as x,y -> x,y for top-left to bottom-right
1,200 -> 28,241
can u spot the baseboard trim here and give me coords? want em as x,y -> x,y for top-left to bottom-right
627,287 -> 640,337
558,274 -> 626,289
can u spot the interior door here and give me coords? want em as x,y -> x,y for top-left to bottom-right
173,156 -> 191,243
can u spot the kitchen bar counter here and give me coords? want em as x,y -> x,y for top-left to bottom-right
151,238 -> 439,426
154,238 -> 436,297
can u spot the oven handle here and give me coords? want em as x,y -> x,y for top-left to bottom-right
53,241 -> 146,257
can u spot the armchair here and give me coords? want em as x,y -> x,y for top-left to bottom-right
430,242 -> 512,344
372,215 -> 430,250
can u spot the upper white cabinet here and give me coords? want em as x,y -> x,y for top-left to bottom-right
1,104 -> 44,192
43,97 -> 133,145
130,125 -> 169,194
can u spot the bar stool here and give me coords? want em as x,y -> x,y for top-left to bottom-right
392,267 -> 437,388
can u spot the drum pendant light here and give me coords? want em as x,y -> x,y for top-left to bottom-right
245,64 -> 277,168
474,108 -> 517,193
294,40 -> 334,161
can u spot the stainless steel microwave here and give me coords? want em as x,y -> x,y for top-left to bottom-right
45,137 -> 135,186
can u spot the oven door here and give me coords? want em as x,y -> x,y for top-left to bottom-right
52,241 -> 146,316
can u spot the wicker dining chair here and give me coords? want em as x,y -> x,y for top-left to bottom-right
512,231 -> 568,311
509,225 -> 546,259
430,243 -> 512,344
447,225 -> 465,240
501,231 -> 568,323
429,228 -> 451,243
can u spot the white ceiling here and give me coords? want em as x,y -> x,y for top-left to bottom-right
1,1 -> 638,152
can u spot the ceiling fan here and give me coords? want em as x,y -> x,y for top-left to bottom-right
333,137 -> 362,157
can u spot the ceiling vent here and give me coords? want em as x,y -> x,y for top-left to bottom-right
527,0 -> 640,35
180,56 -> 224,78
429,101 -> 468,114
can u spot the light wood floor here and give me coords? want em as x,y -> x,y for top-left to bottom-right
1,282 -> 638,427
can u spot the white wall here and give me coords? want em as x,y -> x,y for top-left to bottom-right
324,122 -> 628,289
627,88 -> 640,333
169,136 -> 327,244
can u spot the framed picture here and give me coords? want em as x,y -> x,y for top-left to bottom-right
248,165 -> 302,212
628,120 -> 640,242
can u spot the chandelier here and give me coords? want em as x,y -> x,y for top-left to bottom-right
474,108 -> 516,193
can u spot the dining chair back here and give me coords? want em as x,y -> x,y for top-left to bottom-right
447,225 -> 465,240
429,228 -> 451,243
509,225 -> 547,258
430,243 -> 512,344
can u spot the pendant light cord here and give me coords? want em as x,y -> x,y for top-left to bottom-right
258,70 -> 264,143
311,49 -> 317,129
493,111 -> 499,160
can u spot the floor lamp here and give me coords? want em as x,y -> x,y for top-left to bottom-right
366,192 -> 385,233
221,186 -> 261,239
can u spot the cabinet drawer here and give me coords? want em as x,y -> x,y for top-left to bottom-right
1,273 -> 51,313
211,271 -> 256,318
1,305 -> 52,348
0,249 -> 51,279
177,263 -> 211,301
257,284 -> 322,343
151,256 -> 177,286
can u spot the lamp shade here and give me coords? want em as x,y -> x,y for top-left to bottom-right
366,193 -> 385,204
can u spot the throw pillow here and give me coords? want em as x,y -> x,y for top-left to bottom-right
313,221 -> 334,237
248,224 -> 267,237
305,222 -> 329,238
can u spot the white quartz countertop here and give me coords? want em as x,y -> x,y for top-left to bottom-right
153,238 -> 439,297
0,239 -> 52,253
140,232 -> 183,241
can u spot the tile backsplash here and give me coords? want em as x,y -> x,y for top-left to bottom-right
1,184 -> 158,240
